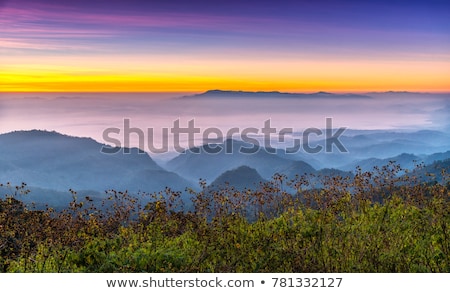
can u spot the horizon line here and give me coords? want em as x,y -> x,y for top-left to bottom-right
1,89 -> 450,95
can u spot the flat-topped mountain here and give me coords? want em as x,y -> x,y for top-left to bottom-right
181,90 -> 373,99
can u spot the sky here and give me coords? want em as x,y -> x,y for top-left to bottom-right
1,0 -> 449,92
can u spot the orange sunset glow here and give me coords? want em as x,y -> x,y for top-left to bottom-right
1,0 -> 449,93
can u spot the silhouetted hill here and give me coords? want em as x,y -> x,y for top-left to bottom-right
208,166 -> 266,191
166,139 -> 311,182
274,160 -> 316,179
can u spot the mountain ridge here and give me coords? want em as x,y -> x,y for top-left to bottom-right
181,89 -> 373,99
1,130 -> 449,209
0,130 -> 194,207
166,138 -> 315,182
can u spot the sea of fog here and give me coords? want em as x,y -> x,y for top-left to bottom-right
0,91 -> 449,161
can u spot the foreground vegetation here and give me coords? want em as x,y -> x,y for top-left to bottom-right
1,163 -> 449,272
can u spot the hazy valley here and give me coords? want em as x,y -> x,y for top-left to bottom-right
1,91 -> 449,273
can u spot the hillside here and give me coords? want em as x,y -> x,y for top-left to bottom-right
0,130 -> 193,207
208,165 -> 266,191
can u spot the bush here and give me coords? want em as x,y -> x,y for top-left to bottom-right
1,164 -> 449,272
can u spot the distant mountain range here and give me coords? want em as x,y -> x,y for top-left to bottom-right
282,130 -> 450,169
0,130 -> 449,209
339,151 -> 450,174
182,90 -> 373,100
341,153 -> 421,172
